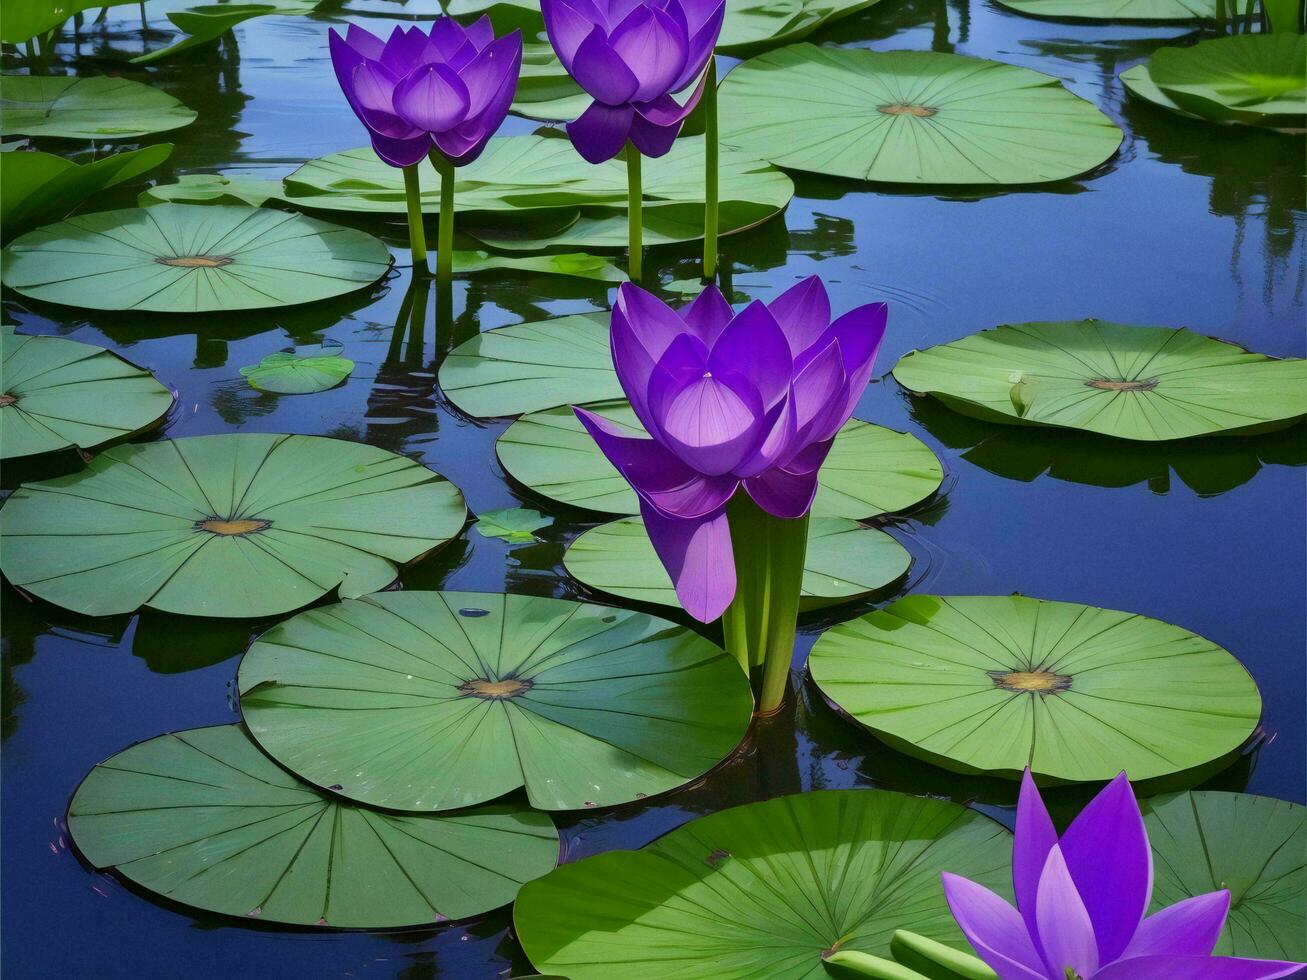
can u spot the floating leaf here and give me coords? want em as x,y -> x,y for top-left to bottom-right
475,507 -> 551,542
68,725 -> 558,926
1,145 -> 173,242
892,319 -> 1307,440
808,594 -> 1262,782
514,789 -> 1013,978
0,433 -> 466,618
1142,791 -> 1305,961
133,0 -> 320,64
498,401 -> 942,519
996,0 -> 1214,20
238,592 -> 753,810
1,327 -> 173,460
719,44 -> 1123,183
140,173 -> 284,208
239,351 -> 355,394
1,0 -> 135,44
1,204 -> 391,313
565,515 -> 911,612
0,75 -> 196,139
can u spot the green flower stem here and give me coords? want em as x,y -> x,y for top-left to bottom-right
823,951 -> 930,979
890,930 -> 998,980
703,57 -> 719,280
626,142 -> 643,283
402,163 -> 429,275
428,149 -> 455,285
721,492 -> 808,714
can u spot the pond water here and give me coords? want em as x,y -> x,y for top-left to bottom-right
2,1 -> 1304,977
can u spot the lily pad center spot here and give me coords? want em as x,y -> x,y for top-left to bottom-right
156,254 -> 234,269
1086,377 -> 1159,391
0,393 -> 17,407
198,517 -> 271,536
460,677 -> 533,700
991,669 -> 1072,693
878,103 -> 937,117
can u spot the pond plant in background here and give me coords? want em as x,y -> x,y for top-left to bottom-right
574,276 -> 885,712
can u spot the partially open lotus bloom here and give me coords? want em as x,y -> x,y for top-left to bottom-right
541,0 -> 725,163
328,18 -> 522,168
574,278 -> 887,623
942,771 -> 1305,980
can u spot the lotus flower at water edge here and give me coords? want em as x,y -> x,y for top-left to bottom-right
575,278 -> 887,622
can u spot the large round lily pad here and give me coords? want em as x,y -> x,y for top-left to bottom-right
808,594 -> 1262,782
1,205 -> 391,313
893,319 -> 1307,440
1,327 -> 174,460
68,725 -> 558,927
0,75 -> 197,139
0,433 -> 466,618
719,44 -> 1123,184
238,591 -> 753,811
565,516 -> 911,612
515,788 -> 1013,978
996,0 -> 1214,20
498,401 -> 942,519
1142,791 -> 1305,962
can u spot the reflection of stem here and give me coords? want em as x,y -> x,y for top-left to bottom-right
434,273 -> 453,363
428,149 -> 455,288
402,163 -> 430,274
626,143 -> 643,283
703,59 -> 719,281
385,275 -> 420,366
407,272 -> 430,368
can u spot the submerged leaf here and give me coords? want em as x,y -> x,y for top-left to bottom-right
474,507 -> 551,542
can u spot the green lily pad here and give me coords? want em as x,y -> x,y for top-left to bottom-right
514,788 -> 1013,978
995,0 -> 1214,20
718,0 -> 888,50
1,145 -> 173,243
1,205 -> 391,313
2,0 -> 134,44
140,173 -> 284,208
0,433 -> 466,618
718,44 -> 1123,184
498,401 -> 943,519
1,327 -> 174,460
0,75 -> 197,139
808,594 -> 1263,783
133,0 -> 319,64
1130,34 -> 1306,131
892,319 -> 1307,441
475,507 -> 551,542
565,515 -> 912,612
68,724 -> 558,927
440,313 -> 618,418
1142,791 -> 1305,961
238,591 -> 753,811
240,351 -> 355,394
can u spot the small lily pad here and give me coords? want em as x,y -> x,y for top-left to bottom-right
0,433 -> 466,618
1142,791 -> 1305,961
238,591 -> 753,810
892,319 -> 1307,440
140,173 -> 284,208
1,327 -> 174,460
996,0 -> 1214,20
514,789 -> 1013,978
808,594 -> 1263,783
498,401 -> 943,519
565,515 -> 911,612
240,351 -> 355,394
719,44 -> 1123,184
68,724 -> 559,927
475,507 -> 551,542
1,205 -> 391,313
0,75 -> 197,139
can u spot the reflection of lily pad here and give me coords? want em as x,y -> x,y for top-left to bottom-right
238,592 -> 752,811
565,516 -> 911,612
1,327 -> 174,460
719,45 -> 1122,183
439,313 -> 618,417
893,319 -> 1307,440
808,594 -> 1262,783
499,401 -> 942,519
1,205 -> 391,313
0,75 -> 196,139
1142,791 -> 1305,962
68,725 -> 558,927
240,351 -> 355,394
0,433 -> 466,618
996,0 -> 1214,20
515,789 -> 1013,978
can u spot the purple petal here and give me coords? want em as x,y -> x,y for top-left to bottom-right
541,0 -> 598,71
629,108 -> 682,157
567,100 -> 635,163
465,14 -> 495,50
768,276 -> 831,358
428,17 -> 468,60
788,338 -> 848,447
672,0 -> 724,90
940,872 -> 1048,980
612,281 -> 693,421
628,69 -> 707,157
1122,892 -> 1230,960
743,465 -> 819,519
380,25 -> 429,76
352,60 -> 399,114
1093,957 -> 1307,980
675,0 -> 726,36
1060,772 -> 1152,964
457,31 -> 522,120
370,132 -> 433,168
570,27 -> 641,105
638,500 -> 734,623
1014,769 -> 1058,961
393,63 -> 471,133
330,28 -> 368,109
344,23 -> 385,58
1035,845 -> 1099,980
735,393 -> 796,479
679,284 -> 733,346
707,300 -> 791,411
823,301 -> 888,419
608,4 -> 688,102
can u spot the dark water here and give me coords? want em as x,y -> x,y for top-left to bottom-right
3,1 -> 1305,977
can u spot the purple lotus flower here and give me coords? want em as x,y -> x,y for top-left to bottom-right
574,278 -> 886,622
542,0 -> 724,163
328,18 -> 522,168
942,771 -> 1304,980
